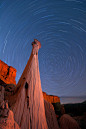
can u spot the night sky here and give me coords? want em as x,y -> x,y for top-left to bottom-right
0,0 -> 86,98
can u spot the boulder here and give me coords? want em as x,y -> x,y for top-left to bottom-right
59,114 -> 81,129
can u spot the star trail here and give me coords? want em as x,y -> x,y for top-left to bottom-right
0,0 -> 86,98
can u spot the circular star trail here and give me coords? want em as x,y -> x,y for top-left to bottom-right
0,0 -> 86,97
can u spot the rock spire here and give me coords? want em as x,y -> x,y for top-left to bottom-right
8,39 -> 48,129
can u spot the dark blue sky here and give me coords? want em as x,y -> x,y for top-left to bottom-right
0,0 -> 86,97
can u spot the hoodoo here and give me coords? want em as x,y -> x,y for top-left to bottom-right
8,39 -> 48,129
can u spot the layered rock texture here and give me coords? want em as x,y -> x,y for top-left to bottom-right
43,92 -> 60,103
6,39 -> 59,129
0,60 -> 17,85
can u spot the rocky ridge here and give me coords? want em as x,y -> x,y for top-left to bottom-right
43,92 -> 60,103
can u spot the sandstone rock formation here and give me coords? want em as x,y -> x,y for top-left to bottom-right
43,92 -> 60,103
0,108 -> 20,129
44,99 -> 60,129
4,84 -> 16,98
6,39 -> 49,129
0,60 -> 17,85
59,114 -> 81,129
0,85 -> 20,129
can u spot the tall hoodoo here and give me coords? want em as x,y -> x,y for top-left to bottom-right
9,39 -> 48,129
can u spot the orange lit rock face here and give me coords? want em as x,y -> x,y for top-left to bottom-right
0,60 -> 17,85
43,92 -> 60,103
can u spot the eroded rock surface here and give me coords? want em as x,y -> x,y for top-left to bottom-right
0,110 -> 20,129
44,99 -> 60,129
4,84 -> 16,99
0,85 -> 20,129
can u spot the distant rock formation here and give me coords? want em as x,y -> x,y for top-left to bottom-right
43,92 -> 60,103
0,60 -> 17,85
6,39 -> 49,129
59,114 -> 81,129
